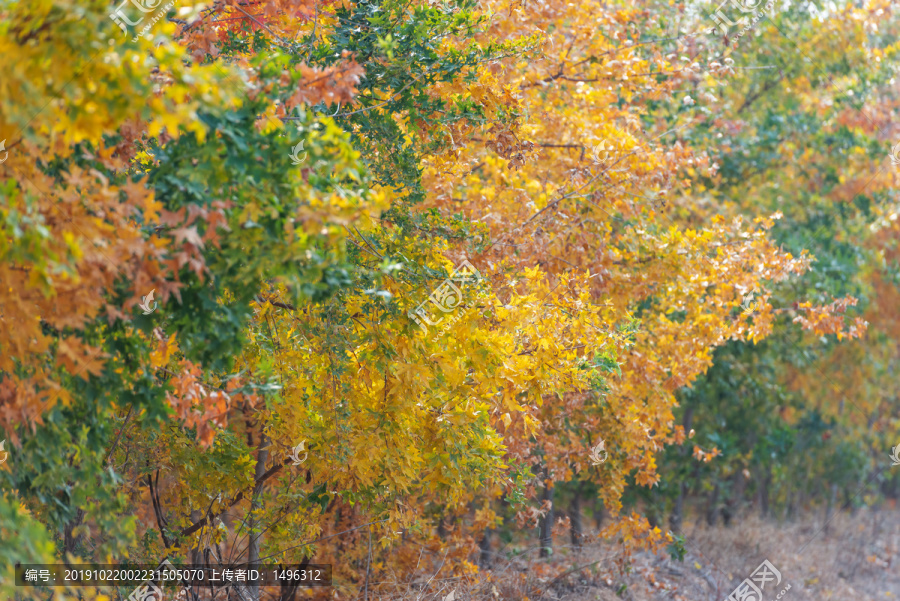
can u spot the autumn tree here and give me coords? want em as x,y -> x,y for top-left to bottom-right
3,0 -> 900,600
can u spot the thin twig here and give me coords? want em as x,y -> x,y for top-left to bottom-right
104,404 -> 135,467
254,518 -> 389,563
364,525 -> 372,601
254,295 -> 298,311
536,558 -> 606,600
231,4 -> 295,50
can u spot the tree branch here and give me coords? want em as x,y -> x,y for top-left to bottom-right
104,405 -> 134,467
180,461 -> 286,538
254,295 -> 297,311
148,467 -> 172,548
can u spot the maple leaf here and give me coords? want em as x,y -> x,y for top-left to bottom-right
171,225 -> 205,248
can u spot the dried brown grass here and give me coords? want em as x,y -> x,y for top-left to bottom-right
359,508 -> 900,601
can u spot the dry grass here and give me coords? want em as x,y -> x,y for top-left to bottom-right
361,509 -> 900,601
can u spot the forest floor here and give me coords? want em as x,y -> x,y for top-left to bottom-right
392,508 -> 900,601
577,509 -> 900,601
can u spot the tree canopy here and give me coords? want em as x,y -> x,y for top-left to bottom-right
2,0 -> 900,598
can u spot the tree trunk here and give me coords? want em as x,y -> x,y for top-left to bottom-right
64,508 -> 86,554
728,468 -> 746,527
594,498 -> 605,531
247,433 -> 270,601
670,406 -> 693,534
570,488 -> 583,548
706,483 -> 719,527
671,482 -> 686,534
479,529 -> 493,567
758,467 -> 770,518
190,509 -> 204,565
479,500 -> 493,567
824,483 -> 837,537
538,472 -> 554,558
781,478 -> 792,524
647,488 -> 661,529
846,486 -> 859,516
436,514 -> 447,540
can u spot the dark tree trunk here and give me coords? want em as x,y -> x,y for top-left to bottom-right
248,433 -> 270,601
723,468 -> 745,527
824,483 -> 837,537
570,488 -> 583,548
758,467 -> 770,518
479,529 -> 493,567
594,497 -> 606,532
538,472 -> 554,558
64,508 -> 86,554
670,406 -> 694,534
671,482 -> 686,534
436,513 -> 447,540
782,478 -> 793,523
189,509 -> 203,565
647,488 -> 661,530
706,483 -> 719,527
479,501 -> 493,567
846,486 -> 858,516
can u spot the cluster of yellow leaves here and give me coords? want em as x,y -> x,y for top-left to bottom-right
410,0 -> 816,535
247,255 -> 618,506
601,511 -> 672,557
